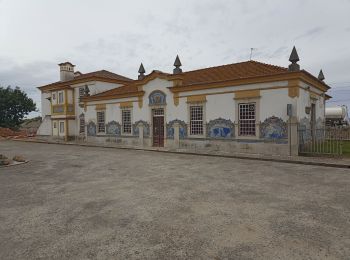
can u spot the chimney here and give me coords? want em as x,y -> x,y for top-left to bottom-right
173,55 -> 182,74
59,62 -> 75,81
138,63 -> 145,80
288,46 -> 300,72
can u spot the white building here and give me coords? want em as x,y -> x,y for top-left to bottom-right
37,47 -> 331,156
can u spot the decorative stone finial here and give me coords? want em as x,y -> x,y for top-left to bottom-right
288,46 -> 300,72
318,69 -> 325,81
84,85 -> 90,96
138,63 -> 145,80
173,55 -> 182,74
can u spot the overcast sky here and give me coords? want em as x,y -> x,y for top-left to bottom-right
1,0 -> 350,117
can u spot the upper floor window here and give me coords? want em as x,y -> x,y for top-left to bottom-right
58,92 -> 64,104
190,105 -> 204,135
79,87 -> 85,98
122,109 -> 132,134
238,103 -> 256,136
97,111 -> 105,133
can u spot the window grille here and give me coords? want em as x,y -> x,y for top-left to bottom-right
79,87 -> 85,97
122,110 -> 132,134
152,108 -> 164,116
239,103 -> 256,136
97,111 -> 105,133
190,105 -> 203,135
79,115 -> 85,133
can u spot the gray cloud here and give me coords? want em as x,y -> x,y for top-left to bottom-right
295,26 -> 325,40
0,0 -> 349,117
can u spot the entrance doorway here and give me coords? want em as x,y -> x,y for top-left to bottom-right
152,108 -> 164,147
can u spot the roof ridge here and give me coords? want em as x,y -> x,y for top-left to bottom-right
182,60 -> 287,75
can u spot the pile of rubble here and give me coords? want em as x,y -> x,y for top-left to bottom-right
0,154 -> 26,166
0,128 -> 30,139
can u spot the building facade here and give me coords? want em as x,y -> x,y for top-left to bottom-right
37,48 -> 331,156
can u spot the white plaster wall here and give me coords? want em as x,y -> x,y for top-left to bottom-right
205,94 -> 235,122
106,103 -> 121,123
134,78 -> 183,123
36,115 -> 52,135
260,88 -> 292,121
67,89 -> 73,104
68,119 -> 76,136
41,92 -> 51,117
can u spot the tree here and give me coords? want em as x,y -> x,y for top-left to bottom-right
0,86 -> 37,130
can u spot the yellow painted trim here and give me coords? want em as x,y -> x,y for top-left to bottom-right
95,104 -> 106,110
310,93 -> 318,100
173,92 -> 179,106
65,119 -> 68,141
234,89 -> 260,99
169,71 -> 329,94
288,79 -> 300,98
120,101 -> 133,108
187,95 -> 207,103
138,96 -> 143,108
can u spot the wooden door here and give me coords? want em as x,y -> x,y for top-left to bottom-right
152,109 -> 164,147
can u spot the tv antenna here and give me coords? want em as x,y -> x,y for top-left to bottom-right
250,48 -> 256,60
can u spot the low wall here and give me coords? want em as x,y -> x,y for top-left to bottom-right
85,135 -> 289,156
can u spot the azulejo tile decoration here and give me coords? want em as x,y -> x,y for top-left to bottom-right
132,120 -> 150,137
149,90 -> 166,106
260,116 -> 287,140
167,119 -> 187,139
207,118 -> 234,139
87,121 -> 96,136
106,121 -> 121,136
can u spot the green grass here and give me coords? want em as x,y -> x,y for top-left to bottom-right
341,140 -> 350,156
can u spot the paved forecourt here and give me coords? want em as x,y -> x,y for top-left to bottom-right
0,141 -> 349,259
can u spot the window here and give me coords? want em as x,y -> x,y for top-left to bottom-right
97,111 -> 105,133
238,103 -> 256,136
79,114 -> 85,133
58,92 -> 64,104
79,87 -> 85,98
53,122 -> 57,128
122,109 -> 132,134
59,122 -> 64,133
52,93 -> 56,100
190,105 -> 203,135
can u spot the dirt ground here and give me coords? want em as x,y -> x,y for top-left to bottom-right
0,140 -> 349,259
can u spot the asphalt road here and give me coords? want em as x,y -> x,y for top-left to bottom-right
0,140 -> 349,259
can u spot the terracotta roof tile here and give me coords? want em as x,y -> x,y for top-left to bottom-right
181,60 -> 288,85
90,84 -> 139,98
74,70 -> 133,82
39,70 -> 132,90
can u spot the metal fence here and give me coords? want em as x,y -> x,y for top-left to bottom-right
298,127 -> 344,156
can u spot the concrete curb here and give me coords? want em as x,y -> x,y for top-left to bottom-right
9,138 -> 350,169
